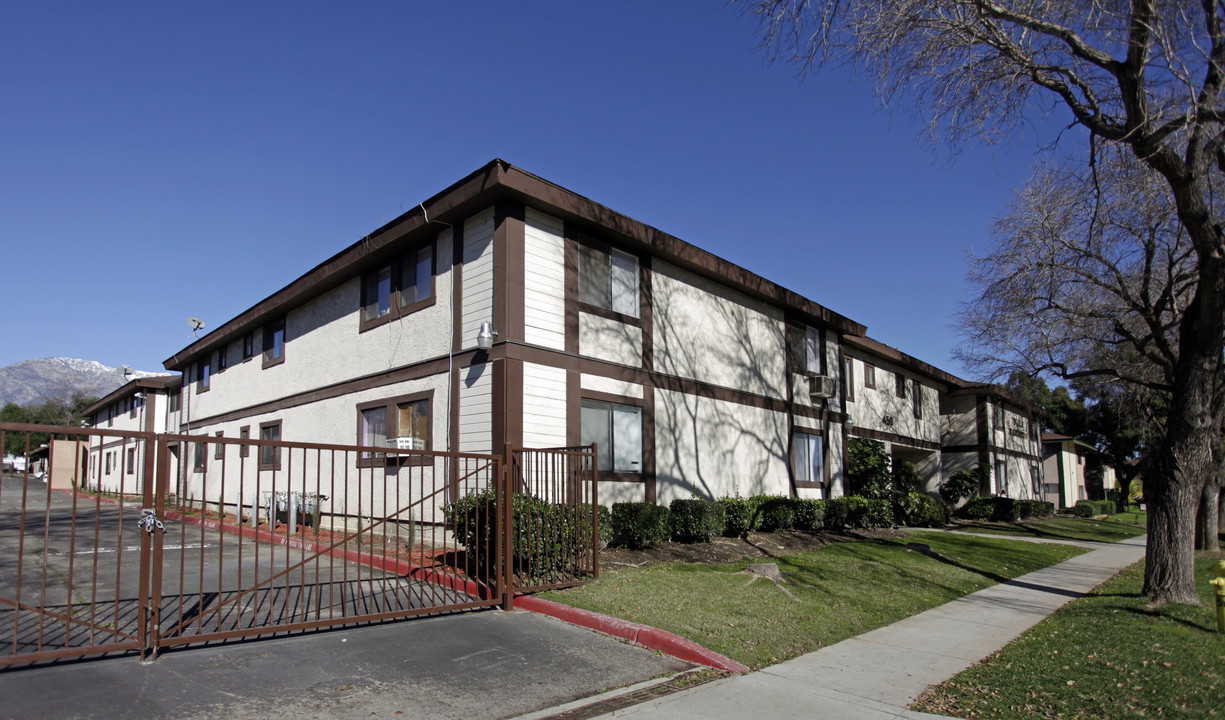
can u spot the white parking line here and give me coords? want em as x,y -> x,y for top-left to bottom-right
50,543 -> 215,556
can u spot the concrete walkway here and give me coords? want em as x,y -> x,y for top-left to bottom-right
538,533 -> 1146,720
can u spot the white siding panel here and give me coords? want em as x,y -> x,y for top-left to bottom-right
523,363 -> 568,448
459,361 -> 492,454
524,208 -> 566,351
462,209 -> 496,351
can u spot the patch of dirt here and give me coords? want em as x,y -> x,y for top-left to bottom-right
598,528 -> 911,570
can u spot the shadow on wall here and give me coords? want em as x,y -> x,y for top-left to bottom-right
648,273 -> 791,502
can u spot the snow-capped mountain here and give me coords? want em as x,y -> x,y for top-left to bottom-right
0,358 -> 169,407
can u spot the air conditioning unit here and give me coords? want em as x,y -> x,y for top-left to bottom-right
808,374 -> 836,401
392,436 -> 425,451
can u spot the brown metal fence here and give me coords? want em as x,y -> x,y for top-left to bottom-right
0,423 -> 598,667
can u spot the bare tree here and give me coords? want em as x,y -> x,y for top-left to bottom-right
737,0 -> 1225,603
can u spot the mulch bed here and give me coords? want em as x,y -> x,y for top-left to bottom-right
598,527 -> 911,571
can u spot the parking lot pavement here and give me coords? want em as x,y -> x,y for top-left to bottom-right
0,608 -> 693,720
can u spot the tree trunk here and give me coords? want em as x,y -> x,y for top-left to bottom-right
1196,478 -> 1220,552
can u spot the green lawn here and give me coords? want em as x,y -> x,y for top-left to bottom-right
913,551 -> 1225,719
952,514 -> 1148,543
541,532 -> 1086,669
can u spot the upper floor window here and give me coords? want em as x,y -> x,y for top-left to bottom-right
242,332 -> 254,361
197,357 -> 211,392
788,324 -> 822,374
864,364 -> 876,389
579,239 -> 639,318
218,344 -> 229,371
843,357 -> 855,402
912,379 -> 923,418
894,372 -> 906,398
263,318 -> 285,368
994,405 -> 1005,429
360,243 -> 435,330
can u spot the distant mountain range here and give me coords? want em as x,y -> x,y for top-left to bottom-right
0,358 -> 170,407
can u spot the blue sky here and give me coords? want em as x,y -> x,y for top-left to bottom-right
1,2 -> 1065,379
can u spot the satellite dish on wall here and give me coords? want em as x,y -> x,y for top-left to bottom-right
187,316 -> 206,338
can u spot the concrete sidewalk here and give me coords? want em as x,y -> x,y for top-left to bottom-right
543,533 -> 1146,720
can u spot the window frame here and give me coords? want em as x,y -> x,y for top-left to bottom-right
126,447 -> 135,475
358,241 -> 437,332
354,391 -> 433,467
258,420 -> 282,471
577,236 -> 641,321
239,426 -> 250,458
793,430 -> 826,491
843,357 -> 855,403
197,356 -> 211,393
864,363 -> 876,389
580,397 -> 644,477
262,318 -> 286,368
242,332 -> 254,361
912,379 -> 923,418
193,441 -> 207,473
993,404 -> 1005,429
894,372 -> 906,398
214,431 -> 224,460
217,343 -> 229,372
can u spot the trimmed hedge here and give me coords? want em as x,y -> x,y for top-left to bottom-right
445,490 -> 599,579
793,498 -> 825,533
670,498 -> 726,543
755,496 -> 797,532
1073,499 -> 1114,517
719,496 -> 756,537
825,496 -> 893,530
611,502 -> 671,549
1016,499 -> 1055,519
893,491 -> 949,528
956,496 -> 1020,522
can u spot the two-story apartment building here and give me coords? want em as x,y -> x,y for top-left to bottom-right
155,159 -> 1043,509
83,375 -> 181,495
940,384 -> 1044,500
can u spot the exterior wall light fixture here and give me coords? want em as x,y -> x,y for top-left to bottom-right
477,322 -> 498,350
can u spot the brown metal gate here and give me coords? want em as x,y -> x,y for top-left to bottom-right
0,423 -> 598,667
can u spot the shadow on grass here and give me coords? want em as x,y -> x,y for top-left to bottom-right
955,520 -> 1128,544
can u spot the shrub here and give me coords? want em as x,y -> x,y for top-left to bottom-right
793,498 -> 825,533
990,497 -> 1022,522
669,498 -> 726,543
846,438 -> 893,499
445,490 -> 600,579
597,504 -> 612,548
894,491 -> 948,528
1073,500 -> 1099,517
940,464 -> 988,505
956,497 -> 996,520
719,496 -> 756,537
826,496 -> 893,529
611,502 -> 671,549
756,496 -> 798,532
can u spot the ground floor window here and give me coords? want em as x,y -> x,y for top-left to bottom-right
193,442 -> 207,472
259,421 -> 281,470
580,399 -> 642,473
1030,464 -> 1041,497
356,392 -> 431,464
995,460 -> 1007,495
794,432 -> 825,488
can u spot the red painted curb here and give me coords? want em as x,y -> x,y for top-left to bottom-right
514,595 -> 750,674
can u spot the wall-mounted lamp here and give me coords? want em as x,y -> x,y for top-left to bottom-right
844,415 -> 854,431
476,322 -> 498,350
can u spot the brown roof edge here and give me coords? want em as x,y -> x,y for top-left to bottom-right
163,159 -> 867,369
497,165 -> 866,336
82,375 -> 182,416
841,334 -> 963,387
950,381 -> 1040,412
163,159 -> 514,370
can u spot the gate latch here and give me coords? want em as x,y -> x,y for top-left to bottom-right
138,509 -> 166,535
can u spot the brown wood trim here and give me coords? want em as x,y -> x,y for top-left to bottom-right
640,256 -> 654,371
563,224 -> 580,355
642,385 -> 656,504
495,202 -> 526,343
795,481 -> 825,490
188,350 -> 481,427
576,302 -> 643,327
975,394 -> 990,468
566,369 -> 581,447
451,222 -> 464,354
503,358 -> 524,449
847,426 -> 941,452
943,445 -> 1040,462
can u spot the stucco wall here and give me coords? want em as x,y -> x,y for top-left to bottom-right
579,313 -> 642,366
653,389 -> 789,503
651,261 -> 786,399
